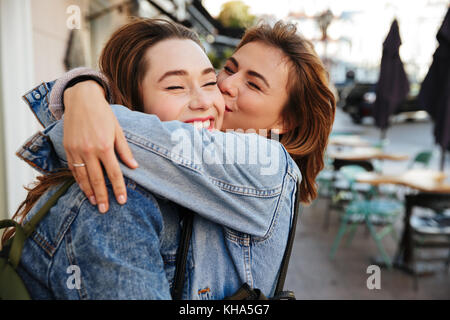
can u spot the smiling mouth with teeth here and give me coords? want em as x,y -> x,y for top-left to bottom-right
184,117 -> 214,131
193,120 -> 210,129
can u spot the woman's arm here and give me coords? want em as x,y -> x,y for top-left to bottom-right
48,67 -> 114,120
51,69 -> 133,212
22,70 -> 137,212
62,81 -> 137,212
45,106 -> 290,237
21,76 -> 296,236
56,70 -> 138,212
21,68 -> 112,127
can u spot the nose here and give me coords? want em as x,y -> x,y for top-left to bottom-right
189,88 -> 212,111
218,72 -> 238,98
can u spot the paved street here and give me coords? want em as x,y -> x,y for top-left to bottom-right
286,107 -> 450,299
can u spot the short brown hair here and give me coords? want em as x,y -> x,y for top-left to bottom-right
238,21 -> 336,203
99,18 -> 203,111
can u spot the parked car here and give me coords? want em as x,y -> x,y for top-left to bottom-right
341,82 -> 424,124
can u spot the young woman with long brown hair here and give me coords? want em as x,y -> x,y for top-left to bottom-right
9,18 -> 335,299
62,21 -> 334,211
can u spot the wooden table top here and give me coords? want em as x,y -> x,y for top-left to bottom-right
356,169 -> 450,193
327,147 -> 410,161
328,135 -> 371,147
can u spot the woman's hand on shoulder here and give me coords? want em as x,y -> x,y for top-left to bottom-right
63,80 -> 139,213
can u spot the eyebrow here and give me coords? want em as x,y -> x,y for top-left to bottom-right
228,57 -> 270,88
158,67 -> 216,82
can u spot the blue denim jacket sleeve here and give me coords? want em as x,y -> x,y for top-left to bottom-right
20,83 -> 299,238
46,106 -> 290,237
22,81 -> 57,127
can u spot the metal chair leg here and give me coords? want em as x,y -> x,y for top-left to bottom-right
365,218 -> 392,269
345,223 -> 358,247
376,224 -> 393,240
390,225 -> 399,242
330,220 -> 349,259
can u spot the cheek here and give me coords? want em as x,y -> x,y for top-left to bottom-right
236,93 -> 264,117
214,90 -> 225,112
238,97 -> 282,129
143,94 -> 183,121
215,98 -> 225,128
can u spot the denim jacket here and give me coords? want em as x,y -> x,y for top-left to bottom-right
17,81 -> 301,299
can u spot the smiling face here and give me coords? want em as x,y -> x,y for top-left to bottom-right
141,39 -> 224,131
217,41 -> 290,133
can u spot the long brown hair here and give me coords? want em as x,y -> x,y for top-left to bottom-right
1,170 -> 74,244
237,21 -> 336,203
2,19 -> 203,245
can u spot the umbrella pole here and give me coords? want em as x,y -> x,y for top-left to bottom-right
380,128 -> 387,142
440,146 -> 445,171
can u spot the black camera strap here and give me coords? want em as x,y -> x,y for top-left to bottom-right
171,208 -> 194,300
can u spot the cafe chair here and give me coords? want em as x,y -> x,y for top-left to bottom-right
316,154 -> 335,199
329,165 -> 403,268
371,138 -> 389,151
322,159 -> 375,230
408,150 -> 433,169
409,211 -> 450,291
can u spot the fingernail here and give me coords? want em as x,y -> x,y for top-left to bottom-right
131,158 -> 139,167
89,196 -> 97,205
118,195 -> 126,205
99,203 -> 107,213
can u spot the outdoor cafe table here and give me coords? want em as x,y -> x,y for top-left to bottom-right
355,169 -> 450,193
355,169 -> 450,273
328,135 -> 371,148
326,147 -> 409,162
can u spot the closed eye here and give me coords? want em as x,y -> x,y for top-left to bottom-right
248,82 -> 261,91
203,81 -> 217,87
224,66 -> 235,74
166,86 -> 184,90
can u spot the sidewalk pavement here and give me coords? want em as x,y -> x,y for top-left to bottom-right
285,108 -> 450,299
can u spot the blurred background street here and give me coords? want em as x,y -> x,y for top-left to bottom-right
287,107 -> 450,299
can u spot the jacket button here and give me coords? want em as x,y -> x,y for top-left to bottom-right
34,92 -> 41,100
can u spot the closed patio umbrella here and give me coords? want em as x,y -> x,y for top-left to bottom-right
373,19 -> 410,140
418,8 -> 450,171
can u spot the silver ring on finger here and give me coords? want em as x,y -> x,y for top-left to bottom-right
72,162 -> 86,168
